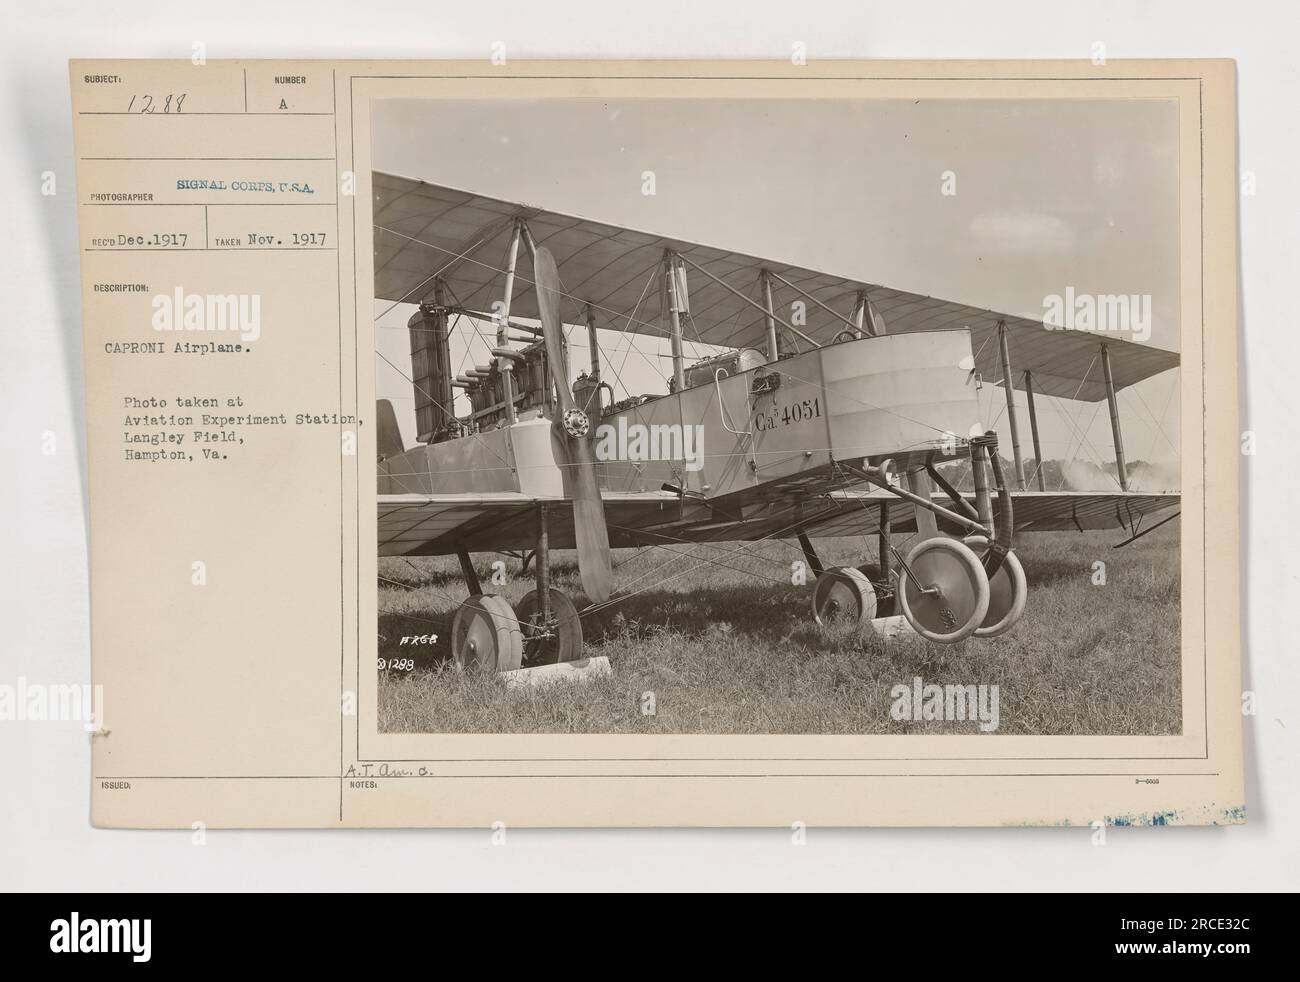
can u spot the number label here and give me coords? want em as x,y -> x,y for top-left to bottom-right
754,396 -> 822,431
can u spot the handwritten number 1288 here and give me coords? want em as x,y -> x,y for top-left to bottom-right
126,93 -> 187,114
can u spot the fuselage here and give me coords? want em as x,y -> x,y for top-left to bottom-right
379,329 -> 982,505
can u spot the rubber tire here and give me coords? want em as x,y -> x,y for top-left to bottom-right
964,536 -> 1028,637
811,567 -> 878,628
514,588 -> 585,665
894,538 -> 991,644
450,594 -> 524,672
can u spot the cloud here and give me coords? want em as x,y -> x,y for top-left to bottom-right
967,209 -> 1076,255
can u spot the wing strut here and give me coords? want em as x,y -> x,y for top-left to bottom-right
1113,511 -> 1179,548
674,252 -> 820,350
760,270 -> 779,360
997,321 -> 1028,490
1023,369 -> 1047,491
495,219 -> 524,426
1100,343 -> 1130,490
665,251 -> 686,390
766,268 -> 865,338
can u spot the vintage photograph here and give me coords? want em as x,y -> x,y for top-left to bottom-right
372,96 -> 1182,736
16,0 -> 1267,897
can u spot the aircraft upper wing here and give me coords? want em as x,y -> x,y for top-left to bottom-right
373,171 -> 1180,402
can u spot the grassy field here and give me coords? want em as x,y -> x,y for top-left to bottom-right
377,528 -> 1180,735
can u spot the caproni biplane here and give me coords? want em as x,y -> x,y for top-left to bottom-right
374,173 -> 1180,672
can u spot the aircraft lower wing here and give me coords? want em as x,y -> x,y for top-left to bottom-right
378,491 -> 690,556
817,489 -> 1179,537
379,489 -> 1179,556
647,490 -> 1180,543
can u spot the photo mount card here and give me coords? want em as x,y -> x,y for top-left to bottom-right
71,58 -> 1243,828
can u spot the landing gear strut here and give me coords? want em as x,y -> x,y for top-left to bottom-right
448,507 -> 587,672
513,503 -> 586,667
515,588 -> 584,664
817,432 -> 1027,644
889,433 -> 1026,642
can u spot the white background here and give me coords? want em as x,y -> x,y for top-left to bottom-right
1,0 -> 1294,891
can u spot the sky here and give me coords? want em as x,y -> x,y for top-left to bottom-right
372,97 -> 1182,487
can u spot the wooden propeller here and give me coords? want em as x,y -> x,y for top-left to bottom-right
533,246 -> 613,603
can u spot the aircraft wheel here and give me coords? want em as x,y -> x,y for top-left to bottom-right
514,588 -> 584,665
964,536 -> 1028,637
894,538 -> 990,644
811,567 -> 878,628
450,595 -> 524,672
